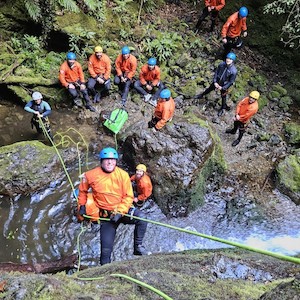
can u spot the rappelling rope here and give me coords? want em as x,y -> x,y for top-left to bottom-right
80,213 -> 300,265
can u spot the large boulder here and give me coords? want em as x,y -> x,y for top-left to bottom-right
121,110 -> 225,217
276,153 -> 300,205
0,141 -> 78,196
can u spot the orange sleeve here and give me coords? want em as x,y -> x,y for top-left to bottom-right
242,17 -> 247,32
205,0 -> 210,7
88,55 -> 97,78
236,97 -> 246,115
59,63 -> 68,88
138,175 -> 153,201
130,175 -> 136,181
78,173 -> 90,206
221,15 -> 233,38
115,170 -> 134,214
77,62 -> 85,83
139,65 -> 148,85
127,55 -> 137,79
104,55 -> 111,80
215,0 -> 225,11
115,55 -> 123,76
152,67 -> 161,87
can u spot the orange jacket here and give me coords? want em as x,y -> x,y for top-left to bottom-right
205,0 -> 225,11
139,64 -> 161,86
59,61 -> 85,88
154,97 -> 175,130
236,97 -> 258,123
88,53 -> 111,80
130,174 -> 153,201
115,54 -> 137,79
78,166 -> 133,214
221,12 -> 247,38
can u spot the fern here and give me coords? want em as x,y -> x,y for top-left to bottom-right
25,1 -> 42,22
57,0 -> 80,12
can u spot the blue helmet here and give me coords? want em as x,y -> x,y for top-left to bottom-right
66,52 -> 76,60
160,89 -> 171,99
99,147 -> 119,160
121,46 -> 130,55
239,6 -> 248,18
148,58 -> 157,66
226,52 -> 236,61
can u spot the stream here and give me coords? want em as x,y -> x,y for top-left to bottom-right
0,100 -> 300,266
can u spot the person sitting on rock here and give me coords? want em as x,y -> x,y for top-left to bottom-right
59,52 -> 95,112
130,164 -> 153,207
221,6 -> 248,58
195,52 -> 237,117
226,91 -> 259,147
24,91 -> 53,140
134,57 -> 164,107
87,46 -> 111,103
148,89 -> 175,131
114,46 -> 137,106
194,0 -> 226,33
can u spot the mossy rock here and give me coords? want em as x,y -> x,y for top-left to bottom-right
276,154 -> 300,205
272,84 -> 288,97
278,96 -> 293,112
180,79 -> 198,98
258,95 -> 269,109
284,122 -> 300,145
268,90 -> 280,101
7,85 -> 31,102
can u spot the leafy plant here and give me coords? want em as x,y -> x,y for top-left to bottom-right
141,32 -> 182,62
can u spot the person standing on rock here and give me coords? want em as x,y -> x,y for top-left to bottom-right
226,91 -> 259,147
148,89 -> 175,131
130,164 -> 153,208
114,46 -> 137,106
87,46 -> 111,103
59,52 -> 96,112
24,91 -> 53,140
134,57 -> 164,107
78,147 -> 149,265
221,6 -> 248,58
194,0 -> 226,33
195,52 -> 237,117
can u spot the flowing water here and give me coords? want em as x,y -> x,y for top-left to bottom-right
0,100 -> 300,266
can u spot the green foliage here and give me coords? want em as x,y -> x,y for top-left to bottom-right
264,0 -> 300,48
284,122 -> 300,145
25,1 -> 42,22
141,32 -> 182,62
112,0 -> 133,14
68,30 -> 96,58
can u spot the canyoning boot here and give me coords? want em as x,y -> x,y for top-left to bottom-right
86,105 -> 96,112
217,109 -> 224,117
133,245 -> 151,256
144,93 -> 152,103
225,128 -> 236,134
93,93 -> 101,103
149,98 -> 157,107
232,139 -> 241,147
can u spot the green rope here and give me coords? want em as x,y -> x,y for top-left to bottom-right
76,223 -> 87,271
111,273 -> 173,300
74,273 -> 173,300
123,213 -> 300,265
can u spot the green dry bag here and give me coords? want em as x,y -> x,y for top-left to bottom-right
103,108 -> 128,134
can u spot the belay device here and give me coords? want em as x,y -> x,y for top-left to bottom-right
103,107 -> 128,134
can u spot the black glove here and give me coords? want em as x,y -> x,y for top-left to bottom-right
110,213 -> 122,223
79,205 -> 86,216
148,119 -> 155,128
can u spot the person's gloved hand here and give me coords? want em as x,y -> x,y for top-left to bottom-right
79,205 -> 86,216
110,213 -> 122,223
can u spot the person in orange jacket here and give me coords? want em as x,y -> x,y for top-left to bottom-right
221,6 -> 248,57
59,52 -> 95,112
78,147 -> 149,265
148,89 -> 175,131
130,164 -> 153,207
87,46 -> 111,103
194,0 -> 226,33
134,58 -> 165,107
114,46 -> 137,106
226,91 -> 259,147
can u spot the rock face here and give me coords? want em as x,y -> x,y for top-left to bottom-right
121,110 -> 225,217
0,141 -> 77,196
276,153 -> 300,205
